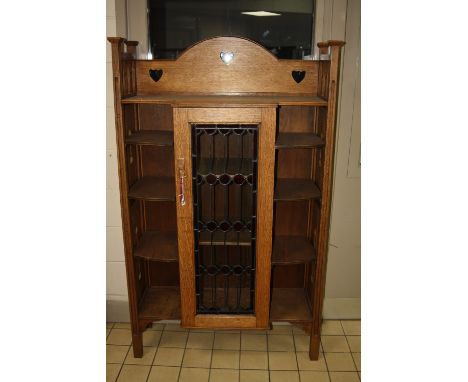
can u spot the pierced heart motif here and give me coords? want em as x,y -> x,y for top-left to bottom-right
292,70 -> 306,83
220,51 -> 235,65
149,69 -> 163,82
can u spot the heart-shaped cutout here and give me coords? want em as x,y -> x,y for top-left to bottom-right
220,51 -> 234,65
149,69 -> 163,82
292,70 -> 306,83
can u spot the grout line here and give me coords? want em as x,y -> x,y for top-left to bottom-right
176,326 -> 190,382
114,345 -> 131,382
292,328 -> 301,382
145,323 -> 164,382
322,327 -> 332,382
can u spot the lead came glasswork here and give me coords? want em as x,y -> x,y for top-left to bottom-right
191,124 -> 258,314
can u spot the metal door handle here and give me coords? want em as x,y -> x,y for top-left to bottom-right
177,158 -> 186,206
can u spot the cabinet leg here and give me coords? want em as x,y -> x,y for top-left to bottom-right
132,332 -> 143,358
309,334 -> 320,360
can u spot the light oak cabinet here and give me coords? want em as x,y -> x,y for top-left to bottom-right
108,36 -> 344,360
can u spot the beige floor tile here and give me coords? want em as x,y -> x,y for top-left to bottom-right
292,325 -> 307,335
107,345 -> 130,364
329,372 -> 360,382
294,335 -> 310,351
299,371 -> 331,382
153,347 -> 185,366
268,334 -> 295,351
241,333 -> 267,351
268,351 -> 297,370
159,331 -> 188,348
351,353 -> 360,371
321,321 -> 344,335
346,336 -> 360,352
270,370 -> 300,382
239,350 -> 268,370
114,322 -> 131,329
190,328 -> 215,333
107,322 -> 115,329
241,329 -> 268,335
143,330 -> 162,347
106,363 -> 121,382
116,365 -> 150,382
148,323 -> 165,331
187,332 -> 214,349
124,346 -> 156,365
321,336 -> 350,352
107,329 -> 132,346
340,321 -> 360,336
269,324 -> 292,334
165,323 -> 189,332
147,366 -> 180,382
182,348 -> 212,368
214,333 -> 241,350
211,349 -> 239,369
209,368 -> 239,382
239,369 -> 269,382
179,367 -> 210,382
107,328 -> 111,338
325,353 -> 356,372
296,352 -> 327,371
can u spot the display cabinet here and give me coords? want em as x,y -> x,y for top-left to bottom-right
108,36 -> 344,360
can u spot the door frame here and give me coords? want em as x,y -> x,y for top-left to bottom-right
173,106 -> 276,329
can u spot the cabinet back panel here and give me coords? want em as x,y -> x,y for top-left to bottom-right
145,201 -> 177,233
276,149 -> 312,179
138,104 -> 173,131
274,201 -> 309,237
278,106 -> 316,133
141,146 -> 174,177
272,264 -> 304,288
149,262 -> 180,286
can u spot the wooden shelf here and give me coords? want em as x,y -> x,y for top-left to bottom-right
275,133 -> 325,149
270,288 -> 312,322
121,94 -> 328,107
274,179 -> 321,201
272,236 -> 315,265
125,131 -> 173,146
134,231 -> 178,261
138,287 -> 181,320
128,177 -> 175,201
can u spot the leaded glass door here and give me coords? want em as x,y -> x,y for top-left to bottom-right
174,107 -> 275,329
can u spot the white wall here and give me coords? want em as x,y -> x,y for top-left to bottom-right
106,0 -> 130,321
314,0 -> 361,318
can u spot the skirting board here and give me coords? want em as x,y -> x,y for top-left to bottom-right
106,297 -> 361,323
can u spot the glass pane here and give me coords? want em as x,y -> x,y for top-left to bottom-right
149,0 -> 314,59
192,124 -> 258,314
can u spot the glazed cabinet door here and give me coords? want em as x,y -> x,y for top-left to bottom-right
173,107 -> 276,329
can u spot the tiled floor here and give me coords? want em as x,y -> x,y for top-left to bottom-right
107,320 -> 361,382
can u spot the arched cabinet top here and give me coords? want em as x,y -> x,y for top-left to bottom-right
108,36 -> 344,103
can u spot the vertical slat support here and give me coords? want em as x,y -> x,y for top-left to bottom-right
173,108 -> 197,327
255,108 -> 276,328
310,40 -> 345,360
108,37 -> 144,358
